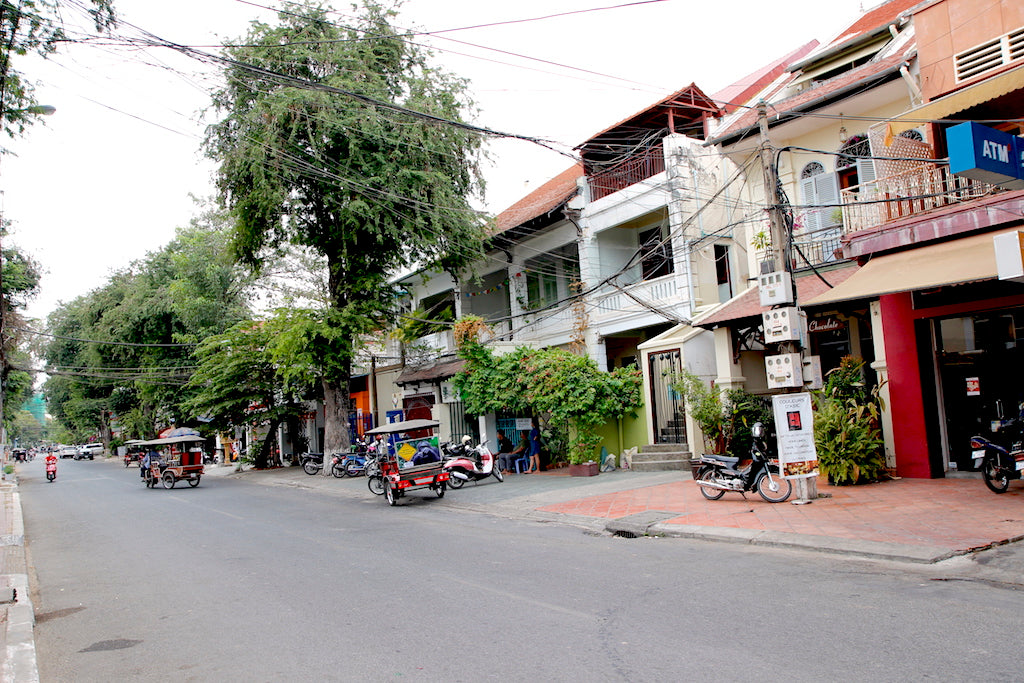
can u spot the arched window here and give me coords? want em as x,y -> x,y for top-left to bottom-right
836,134 -> 870,169
801,161 -> 825,179
900,128 -> 924,142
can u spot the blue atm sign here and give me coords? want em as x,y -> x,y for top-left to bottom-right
946,121 -> 1024,190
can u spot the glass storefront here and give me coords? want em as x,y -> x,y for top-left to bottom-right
934,307 -> 1024,471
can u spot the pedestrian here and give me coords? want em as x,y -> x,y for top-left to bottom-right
526,420 -> 542,473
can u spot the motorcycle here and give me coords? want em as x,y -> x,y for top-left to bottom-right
299,452 -> 324,476
693,422 -> 792,503
334,437 -> 371,478
971,402 -> 1024,493
442,437 -> 503,489
45,458 -> 57,482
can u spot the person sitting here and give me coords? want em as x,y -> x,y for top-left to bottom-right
496,430 -> 525,473
141,449 -> 160,481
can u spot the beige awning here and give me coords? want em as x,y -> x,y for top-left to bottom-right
886,66 -> 1024,135
806,229 -> 1017,306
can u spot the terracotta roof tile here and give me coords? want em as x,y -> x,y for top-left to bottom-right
693,264 -> 860,328
492,164 -> 582,235
709,52 -> 907,143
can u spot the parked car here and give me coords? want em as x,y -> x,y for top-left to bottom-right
59,445 -> 78,459
75,443 -> 103,460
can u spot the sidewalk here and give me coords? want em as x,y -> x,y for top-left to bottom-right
0,473 -> 36,682
539,475 -> 1024,563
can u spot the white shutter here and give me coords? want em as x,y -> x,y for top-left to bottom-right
800,175 -> 820,232
856,158 -> 877,187
813,172 -> 841,229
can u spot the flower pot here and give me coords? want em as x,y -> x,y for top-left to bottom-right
568,462 -> 599,477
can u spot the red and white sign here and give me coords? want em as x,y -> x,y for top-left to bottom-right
966,377 -> 981,396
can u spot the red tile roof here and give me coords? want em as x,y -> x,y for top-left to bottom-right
709,52 -> 907,143
710,41 -> 820,114
693,264 -> 860,328
492,164 -> 583,235
825,0 -> 925,51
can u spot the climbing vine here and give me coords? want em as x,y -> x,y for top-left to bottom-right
453,316 -> 643,464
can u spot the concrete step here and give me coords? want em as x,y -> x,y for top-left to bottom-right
640,443 -> 690,454
632,450 -> 688,463
630,459 -> 687,472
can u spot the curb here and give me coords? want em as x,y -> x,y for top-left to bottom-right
2,487 -> 37,683
605,517 -> 958,564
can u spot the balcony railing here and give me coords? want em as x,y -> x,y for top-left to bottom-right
591,275 -> 681,324
587,147 -> 665,202
840,162 -> 999,233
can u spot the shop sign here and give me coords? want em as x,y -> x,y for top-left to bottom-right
947,122 -> 1024,190
771,392 -> 819,479
440,380 -> 460,404
994,231 -> 1024,283
966,376 -> 981,396
808,316 -> 845,333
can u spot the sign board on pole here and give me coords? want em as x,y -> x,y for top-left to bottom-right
514,418 -> 533,431
771,392 -> 819,479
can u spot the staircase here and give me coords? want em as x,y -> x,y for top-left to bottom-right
629,442 -> 692,473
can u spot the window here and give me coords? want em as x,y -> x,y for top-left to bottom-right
801,162 -> 825,179
639,226 -> 673,280
525,243 -> 580,309
714,244 -> 732,301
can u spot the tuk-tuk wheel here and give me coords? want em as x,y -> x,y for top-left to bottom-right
188,475 -> 200,488
386,484 -> 398,506
368,475 -> 385,495
435,482 -> 445,498
162,471 -> 176,489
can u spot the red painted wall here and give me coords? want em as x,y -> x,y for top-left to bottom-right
880,292 -> 933,478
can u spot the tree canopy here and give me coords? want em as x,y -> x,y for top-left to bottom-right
42,213 -> 251,443
204,0 -> 487,456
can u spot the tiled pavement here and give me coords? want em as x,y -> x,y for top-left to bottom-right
538,476 -> 1024,555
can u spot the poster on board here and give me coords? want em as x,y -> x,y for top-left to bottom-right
771,392 -> 819,479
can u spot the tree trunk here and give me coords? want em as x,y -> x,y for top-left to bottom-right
255,418 -> 280,469
321,378 -> 351,476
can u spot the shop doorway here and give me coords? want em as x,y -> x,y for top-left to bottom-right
934,309 -> 1024,471
648,349 -> 687,444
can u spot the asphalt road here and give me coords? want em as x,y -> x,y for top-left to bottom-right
19,457 -> 1024,682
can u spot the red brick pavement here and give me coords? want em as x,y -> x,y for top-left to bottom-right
538,477 -> 1024,552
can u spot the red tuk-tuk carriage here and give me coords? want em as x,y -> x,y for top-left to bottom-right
138,435 -> 206,489
364,419 -> 448,506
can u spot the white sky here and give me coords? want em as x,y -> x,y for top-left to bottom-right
3,0 -> 868,321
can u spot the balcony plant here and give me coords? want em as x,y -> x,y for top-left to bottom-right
670,370 -> 772,457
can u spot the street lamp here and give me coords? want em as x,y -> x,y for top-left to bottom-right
0,103 -> 55,474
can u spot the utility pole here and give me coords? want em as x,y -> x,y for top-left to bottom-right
757,101 -> 819,504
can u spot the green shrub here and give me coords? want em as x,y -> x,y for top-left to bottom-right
813,356 -> 887,485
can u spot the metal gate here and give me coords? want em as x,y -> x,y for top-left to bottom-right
447,400 -> 478,444
648,349 -> 687,444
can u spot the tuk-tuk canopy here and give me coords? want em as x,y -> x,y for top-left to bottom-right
365,419 -> 439,435
134,435 -> 206,447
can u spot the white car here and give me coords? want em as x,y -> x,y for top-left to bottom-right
75,443 -> 103,460
59,445 -> 78,459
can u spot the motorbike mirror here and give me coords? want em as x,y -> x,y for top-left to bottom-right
751,422 -> 764,438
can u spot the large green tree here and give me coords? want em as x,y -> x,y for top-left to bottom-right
1,223 -> 39,431
205,1 -> 486,458
42,215 -> 251,443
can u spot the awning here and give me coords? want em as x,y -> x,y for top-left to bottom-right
395,357 -> 465,385
806,229 -> 1015,307
693,264 -> 859,328
886,65 -> 1024,135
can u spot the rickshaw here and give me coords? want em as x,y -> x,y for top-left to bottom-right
364,419 -> 449,506
138,435 -> 206,489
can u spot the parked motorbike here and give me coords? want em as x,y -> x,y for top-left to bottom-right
971,402 -> 1024,493
334,437 -> 371,478
694,422 -> 792,503
442,437 -> 502,488
299,452 -> 324,476
45,457 -> 57,482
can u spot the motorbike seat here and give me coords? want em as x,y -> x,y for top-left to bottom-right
702,454 -> 740,465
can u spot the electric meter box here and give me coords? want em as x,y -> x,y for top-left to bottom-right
759,271 -> 793,306
765,353 -> 804,389
762,307 -> 804,343
802,355 -> 823,389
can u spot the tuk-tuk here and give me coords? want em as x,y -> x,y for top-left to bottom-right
136,435 -> 206,489
364,419 -> 448,506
